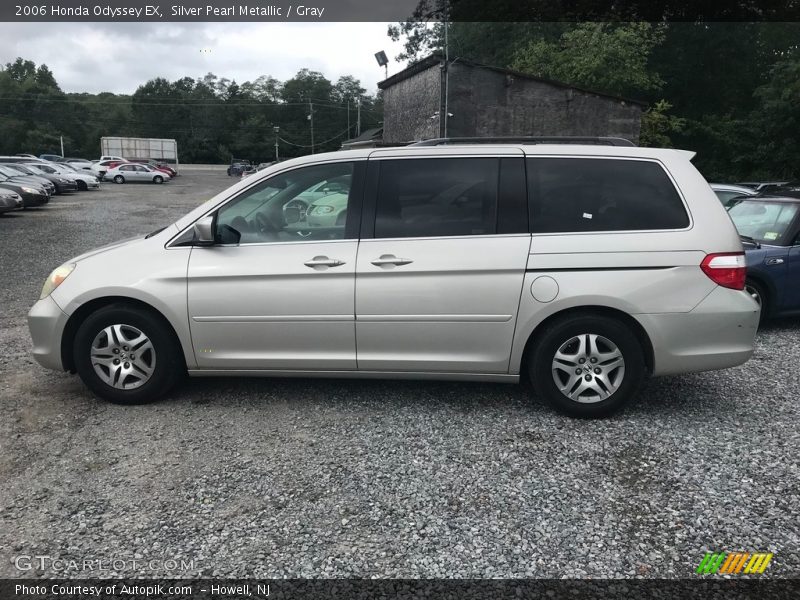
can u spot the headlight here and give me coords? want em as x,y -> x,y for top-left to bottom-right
21,186 -> 38,194
40,263 -> 76,300
311,205 -> 334,214
57,178 -> 69,183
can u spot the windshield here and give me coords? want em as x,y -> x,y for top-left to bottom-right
0,166 -> 23,177
728,200 -> 799,244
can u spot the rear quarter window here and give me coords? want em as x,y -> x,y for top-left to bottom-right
527,158 -> 689,233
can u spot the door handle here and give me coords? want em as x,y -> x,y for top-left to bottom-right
371,254 -> 414,267
304,256 -> 345,268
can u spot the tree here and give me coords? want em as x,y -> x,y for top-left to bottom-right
510,23 -> 666,99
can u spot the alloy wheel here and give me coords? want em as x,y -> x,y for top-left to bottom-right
551,333 -> 625,403
90,324 -> 156,390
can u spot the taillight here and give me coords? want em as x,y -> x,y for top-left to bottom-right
700,252 -> 746,290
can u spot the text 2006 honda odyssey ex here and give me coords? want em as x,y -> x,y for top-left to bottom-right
28,139 -> 759,417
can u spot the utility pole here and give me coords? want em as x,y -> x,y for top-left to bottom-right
308,100 -> 315,154
347,99 -> 351,139
273,126 -> 279,162
60,135 -> 64,158
356,98 -> 361,136
443,0 -> 450,138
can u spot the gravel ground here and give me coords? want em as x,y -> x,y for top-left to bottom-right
0,169 -> 798,579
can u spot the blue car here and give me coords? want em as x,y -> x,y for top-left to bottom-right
727,195 -> 800,322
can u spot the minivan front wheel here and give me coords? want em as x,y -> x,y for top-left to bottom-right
73,304 -> 183,404
529,315 -> 645,418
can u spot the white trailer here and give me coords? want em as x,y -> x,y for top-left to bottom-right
100,137 -> 179,166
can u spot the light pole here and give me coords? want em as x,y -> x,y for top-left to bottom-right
307,101 -> 315,154
273,126 -> 280,162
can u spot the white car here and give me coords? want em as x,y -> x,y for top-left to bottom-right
99,155 -> 125,162
61,158 -> 94,171
36,163 -> 100,191
106,163 -> 170,184
90,160 -> 123,180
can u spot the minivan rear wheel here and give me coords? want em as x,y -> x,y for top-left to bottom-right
529,315 -> 645,418
73,304 -> 183,404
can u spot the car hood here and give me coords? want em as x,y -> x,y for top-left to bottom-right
64,224 -> 179,266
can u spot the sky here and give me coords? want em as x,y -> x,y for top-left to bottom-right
0,22 -> 409,95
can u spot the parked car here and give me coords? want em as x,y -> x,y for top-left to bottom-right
303,175 -> 353,227
30,162 -> 100,191
99,155 -> 126,162
58,157 -> 95,171
736,181 -> 791,194
227,159 -> 251,176
28,140 -> 759,417
0,187 -> 24,213
726,195 -> 800,321
15,153 -> 38,159
0,174 -> 49,207
19,164 -> 79,193
39,153 -> 63,162
90,160 -> 123,180
105,163 -> 170,184
0,165 -> 56,196
128,159 -> 178,178
710,183 -> 758,206
242,162 -> 277,179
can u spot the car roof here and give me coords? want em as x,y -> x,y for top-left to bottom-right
267,144 -> 697,173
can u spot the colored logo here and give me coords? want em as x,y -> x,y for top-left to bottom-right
696,552 -> 773,575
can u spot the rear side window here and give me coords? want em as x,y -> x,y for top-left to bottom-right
375,158 -> 498,238
527,158 -> 689,233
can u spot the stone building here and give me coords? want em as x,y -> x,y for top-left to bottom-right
378,54 -> 645,144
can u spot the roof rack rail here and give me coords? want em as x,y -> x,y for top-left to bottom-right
409,136 -> 636,147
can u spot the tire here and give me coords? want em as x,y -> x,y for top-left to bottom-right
77,180 -> 87,191
153,175 -> 164,184
73,304 -> 184,404
529,314 -> 646,418
113,175 -> 125,184
745,279 -> 769,324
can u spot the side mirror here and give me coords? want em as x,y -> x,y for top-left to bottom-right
193,215 -> 215,246
284,206 -> 302,224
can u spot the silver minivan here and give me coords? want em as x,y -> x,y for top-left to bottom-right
28,141 -> 760,417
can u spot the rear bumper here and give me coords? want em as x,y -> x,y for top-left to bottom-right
27,295 -> 69,371
637,286 -> 760,376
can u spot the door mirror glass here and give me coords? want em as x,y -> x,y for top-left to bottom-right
193,215 -> 215,246
284,205 -> 302,224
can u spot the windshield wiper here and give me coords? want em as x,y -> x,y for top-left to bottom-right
739,234 -> 761,249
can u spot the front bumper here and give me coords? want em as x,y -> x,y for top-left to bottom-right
85,180 -> 100,189
57,182 -> 79,193
637,286 -> 760,376
21,192 -> 49,207
28,295 -> 69,371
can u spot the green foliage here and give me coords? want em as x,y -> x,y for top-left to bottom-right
510,23 -> 666,99
386,15 -> 800,180
0,59 -> 382,163
639,100 -> 686,148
